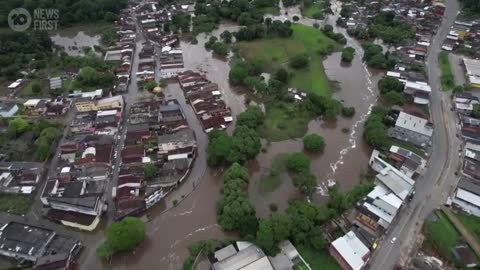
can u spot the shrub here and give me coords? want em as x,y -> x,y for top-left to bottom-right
289,53 -> 309,69
341,106 -> 355,117
303,134 -> 325,153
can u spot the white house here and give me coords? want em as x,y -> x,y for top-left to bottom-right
453,177 -> 480,217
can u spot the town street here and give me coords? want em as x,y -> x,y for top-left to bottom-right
367,0 -> 462,269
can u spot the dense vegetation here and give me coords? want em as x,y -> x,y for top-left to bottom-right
341,47 -> 355,63
0,118 -> 62,161
217,163 -> 258,238
97,217 -> 146,260
460,0 -> 480,17
438,51 -> 454,91
367,11 -> 416,45
363,106 -> 390,150
363,43 -> 396,70
0,31 -> 52,79
303,134 -> 326,153
1,0 -> 127,26
378,76 -> 406,105
207,106 -> 264,167
193,0 -> 278,36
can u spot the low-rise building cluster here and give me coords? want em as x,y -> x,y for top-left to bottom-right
114,99 -> 196,219
178,70 -> 233,132
0,222 -> 82,269
329,146 -> 427,270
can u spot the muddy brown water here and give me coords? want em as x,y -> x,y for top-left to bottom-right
50,31 -> 101,56
78,7 -> 382,268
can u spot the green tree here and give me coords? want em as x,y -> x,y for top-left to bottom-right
31,83 -> 42,94
7,118 -> 30,138
328,186 -> 348,215
144,80 -> 158,91
97,217 -> 145,260
237,106 -> 265,129
302,134 -> 325,153
289,53 -> 309,69
220,30 -> 233,43
229,60 -> 249,86
286,152 -> 311,173
228,126 -> 262,164
207,130 -> 232,166
224,162 -> 249,183
378,77 -> 404,94
144,163 -> 159,180
472,104 -> 480,119
341,47 -> 355,63
212,42 -> 229,57
217,195 -> 258,237
384,91 -> 405,105
256,213 -> 292,255
274,68 -> 289,83
341,106 -> 356,117
292,171 -> 317,196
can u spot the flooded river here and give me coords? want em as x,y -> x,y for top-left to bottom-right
79,1 -> 382,268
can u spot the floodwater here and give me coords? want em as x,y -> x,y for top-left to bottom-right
50,31 -> 101,56
78,2 -> 382,268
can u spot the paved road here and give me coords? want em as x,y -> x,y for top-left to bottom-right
367,1 -> 462,269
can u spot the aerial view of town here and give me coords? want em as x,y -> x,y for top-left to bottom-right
0,0 -> 480,269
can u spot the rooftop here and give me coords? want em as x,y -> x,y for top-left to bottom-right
331,231 -> 369,270
395,111 -> 433,137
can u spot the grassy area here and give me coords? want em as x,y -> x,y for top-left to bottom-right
260,102 -> 313,141
0,194 -> 32,215
389,138 -> 426,157
293,261 -> 310,270
258,6 -> 280,15
297,246 -> 341,270
456,212 -> 480,243
423,210 -> 462,264
258,154 -> 289,194
302,0 -> 330,19
18,80 -> 50,98
438,51 -> 455,91
237,24 -> 338,96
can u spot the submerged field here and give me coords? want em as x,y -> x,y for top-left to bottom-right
237,24 -> 338,96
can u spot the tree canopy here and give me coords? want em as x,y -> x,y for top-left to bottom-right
237,106 -> 265,129
97,217 -> 145,259
144,163 -> 159,180
303,134 -> 325,153
286,152 -> 311,173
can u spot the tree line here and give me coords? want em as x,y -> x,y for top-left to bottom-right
0,0 -> 128,27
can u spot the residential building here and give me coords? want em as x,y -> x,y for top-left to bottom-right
388,112 -> 434,148
452,177 -> 480,217
50,77 -> 63,90
0,102 -> 18,118
329,231 -> 370,270
211,242 -> 274,270
388,145 -> 426,177
463,58 -> 480,88
0,222 -> 82,268
455,93 -> 479,115
461,116 -> 480,143
403,81 -> 431,105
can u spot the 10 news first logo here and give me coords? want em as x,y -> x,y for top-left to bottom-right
8,8 -> 59,32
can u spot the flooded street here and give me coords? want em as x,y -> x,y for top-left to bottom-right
50,28 -> 101,56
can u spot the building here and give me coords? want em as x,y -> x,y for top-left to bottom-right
0,102 -> 19,118
452,177 -> 480,217
463,58 -> 480,88
389,145 -> 426,177
388,112 -> 434,148
455,93 -> 479,115
50,77 -> 63,90
329,231 -> 370,270
461,116 -> 480,143
0,222 -> 82,268
75,95 -> 124,112
211,242 -> 274,270
403,81 -> 431,105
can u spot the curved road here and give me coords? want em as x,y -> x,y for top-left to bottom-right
367,0 -> 462,269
